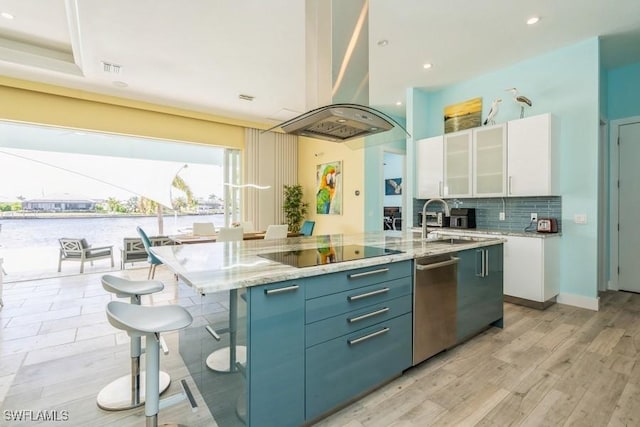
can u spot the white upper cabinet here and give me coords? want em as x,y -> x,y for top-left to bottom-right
444,130 -> 473,197
416,136 -> 444,198
507,113 -> 556,196
416,113 -> 556,199
473,124 -> 507,197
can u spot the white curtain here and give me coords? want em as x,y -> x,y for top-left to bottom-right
245,129 -> 298,231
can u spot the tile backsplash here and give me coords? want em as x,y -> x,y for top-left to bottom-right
413,196 -> 562,233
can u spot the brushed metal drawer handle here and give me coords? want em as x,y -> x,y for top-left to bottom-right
348,307 -> 390,323
264,285 -> 299,295
348,268 -> 390,279
347,287 -> 389,301
348,327 -> 390,345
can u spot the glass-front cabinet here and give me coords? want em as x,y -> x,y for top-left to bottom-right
443,124 -> 507,198
444,130 -> 472,197
473,124 -> 507,197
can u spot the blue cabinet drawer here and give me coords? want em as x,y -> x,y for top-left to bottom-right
305,313 -> 412,421
306,276 -> 411,324
306,294 -> 412,348
304,260 -> 412,300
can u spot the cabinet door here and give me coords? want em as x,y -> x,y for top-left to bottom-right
473,124 -> 506,196
416,136 -> 444,198
248,281 -> 305,427
444,130 -> 473,197
503,236 -> 543,301
457,245 -> 503,342
507,114 -> 553,196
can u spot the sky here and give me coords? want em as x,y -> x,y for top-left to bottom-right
0,148 -> 223,203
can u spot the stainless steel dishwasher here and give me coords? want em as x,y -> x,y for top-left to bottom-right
413,254 -> 459,366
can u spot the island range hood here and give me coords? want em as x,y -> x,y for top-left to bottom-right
266,0 -> 408,145
277,103 -> 394,142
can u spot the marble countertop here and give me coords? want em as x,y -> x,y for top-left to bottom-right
151,231 -> 504,294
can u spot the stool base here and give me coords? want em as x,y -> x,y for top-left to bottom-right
145,414 -> 186,427
97,371 -> 170,411
206,346 -> 247,373
236,392 -> 246,423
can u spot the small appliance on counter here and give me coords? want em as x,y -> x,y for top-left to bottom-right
420,211 -> 449,228
449,208 -> 476,229
537,218 -> 558,233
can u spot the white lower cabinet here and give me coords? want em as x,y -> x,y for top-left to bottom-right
503,236 -> 559,303
435,231 -> 560,306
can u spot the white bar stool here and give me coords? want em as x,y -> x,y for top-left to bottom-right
106,301 -> 195,427
98,275 -> 171,411
204,237 -> 246,373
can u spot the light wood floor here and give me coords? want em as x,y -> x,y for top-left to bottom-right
2,267 -> 639,426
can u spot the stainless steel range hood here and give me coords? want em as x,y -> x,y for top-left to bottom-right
266,0 -> 408,146
278,103 -> 394,142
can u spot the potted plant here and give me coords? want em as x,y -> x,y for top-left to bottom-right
283,184 -> 309,233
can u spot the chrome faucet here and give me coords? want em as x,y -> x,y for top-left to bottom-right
421,198 -> 451,239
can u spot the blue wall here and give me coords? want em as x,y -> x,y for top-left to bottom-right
608,61 -> 640,120
363,116 -> 407,232
402,38 -> 601,301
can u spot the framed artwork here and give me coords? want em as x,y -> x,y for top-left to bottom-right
316,160 -> 342,215
385,178 -> 402,195
444,97 -> 482,134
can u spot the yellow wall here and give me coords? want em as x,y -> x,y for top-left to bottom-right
298,136 -> 364,235
0,76 -> 269,149
1,76 -> 367,235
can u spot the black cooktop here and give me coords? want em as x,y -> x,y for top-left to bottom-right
258,244 -> 403,268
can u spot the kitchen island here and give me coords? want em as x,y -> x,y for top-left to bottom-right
151,232 -> 504,427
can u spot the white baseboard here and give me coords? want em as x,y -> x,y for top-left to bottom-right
556,292 -> 599,311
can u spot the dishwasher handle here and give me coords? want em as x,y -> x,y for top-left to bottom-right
415,257 -> 460,271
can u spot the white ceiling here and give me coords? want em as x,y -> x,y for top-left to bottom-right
1,0 -> 639,124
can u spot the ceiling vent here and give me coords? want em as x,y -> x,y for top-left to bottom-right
239,94 -> 255,101
101,61 -> 122,74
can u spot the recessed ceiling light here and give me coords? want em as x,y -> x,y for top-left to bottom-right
395,101 -> 402,106
527,16 -> 540,25
112,81 -> 128,88
423,63 -> 433,70
337,119 -> 347,123
377,39 -> 389,47
1,12 -> 14,20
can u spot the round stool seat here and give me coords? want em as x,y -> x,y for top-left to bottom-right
106,301 -> 193,334
102,274 -> 164,297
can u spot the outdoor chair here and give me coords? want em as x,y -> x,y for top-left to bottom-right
58,238 -> 114,274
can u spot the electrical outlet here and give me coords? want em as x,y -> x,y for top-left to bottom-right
499,212 -> 505,221
531,213 -> 538,222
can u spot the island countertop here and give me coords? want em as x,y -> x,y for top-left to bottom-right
151,231 -> 503,294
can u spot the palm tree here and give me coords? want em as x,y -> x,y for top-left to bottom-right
154,173 -> 195,235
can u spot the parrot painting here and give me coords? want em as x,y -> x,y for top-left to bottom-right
316,164 -> 339,214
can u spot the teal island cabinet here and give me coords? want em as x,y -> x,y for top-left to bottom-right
456,244 -> 504,343
153,234 -> 504,427
246,260 -> 413,427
